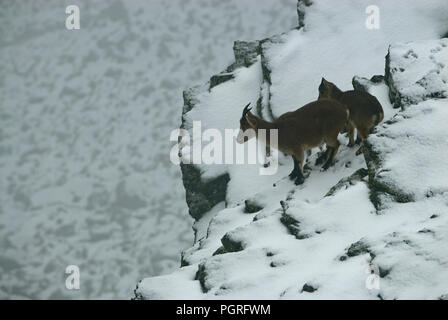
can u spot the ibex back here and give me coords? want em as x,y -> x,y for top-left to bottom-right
237,100 -> 349,185
318,78 -> 384,154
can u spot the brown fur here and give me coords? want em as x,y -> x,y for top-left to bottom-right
238,99 -> 349,185
318,78 -> 384,153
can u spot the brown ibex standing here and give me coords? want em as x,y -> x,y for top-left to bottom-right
236,100 -> 349,185
318,78 -> 384,155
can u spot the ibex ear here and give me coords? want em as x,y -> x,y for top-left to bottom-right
245,112 -> 258,129
321,77 -> 328,84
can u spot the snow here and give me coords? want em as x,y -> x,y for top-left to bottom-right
136,265 -> 203,300
139,183 -> 378,299
367,99 -> 448,200
185,58 -> 264,182
263,0 -> 448,117
137,1 -> 448,300
387,38 -> 448,107
362,80 -> 396,121
369,195 -> 448,299
139,179 -> 447,299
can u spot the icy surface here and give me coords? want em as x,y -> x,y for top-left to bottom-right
0,0 -> 298,299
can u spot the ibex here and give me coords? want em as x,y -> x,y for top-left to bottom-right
318,78 -> 384,155
237,100 -> 349,185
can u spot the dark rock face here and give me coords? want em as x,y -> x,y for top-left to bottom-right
180,83 -> 229,221
370,75 -> 385,83
221,233 -> 245,253
363,139 -> 414,210
301,283 -> 317,293
259,35 -> 286,121
325,168 -> 368,197
278,200 -> 306,239
363,140 -> 387,210
232,40 -> 260,69
208,41 -> 260,90
352,75 -> 385,92
346,240 -> 371,257
244,199 -> 263,213
212,246 -> 227,256
132,281 -> 144,300
180,251 -> 190,267
378,266 -> 391,278
339,239 -> 373,261
209,73 -> 235,90
260,39 -> 275,85
297,0 -> 313,29
195,263 -> 210,293
280,212 -> 308,240
352,76 -> 370,92
180,163 -> 230,221
181,86 -> 201,126
385,50 -> 404,109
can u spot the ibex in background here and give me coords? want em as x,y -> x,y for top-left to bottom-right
237,100 -> 349,185
318,78 -> 384,155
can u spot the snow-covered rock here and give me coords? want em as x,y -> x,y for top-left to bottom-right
365,99 -> 448,208
386,39 -> 448,109
135,0 -> 448,300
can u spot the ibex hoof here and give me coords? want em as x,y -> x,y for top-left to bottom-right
315,155 -> 326,166
355,147 -> 363,156
288,172 -> 298,180
294,176 -> 305,185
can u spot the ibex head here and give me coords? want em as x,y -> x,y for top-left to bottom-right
318,77 -> 332,99
318,77 -> 341,100
236,103 -> 257,144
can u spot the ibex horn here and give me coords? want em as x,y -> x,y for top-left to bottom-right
242,103 -> 252,117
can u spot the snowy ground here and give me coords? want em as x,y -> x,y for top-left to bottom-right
136,79 -> 399,299
136,0 -> 448,300
0,0 -> 298,299
263,0 -> 448,117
